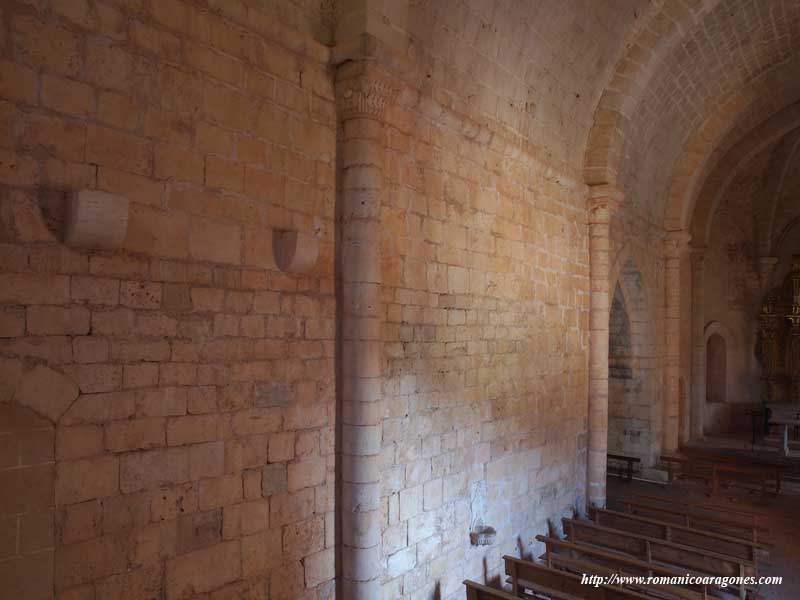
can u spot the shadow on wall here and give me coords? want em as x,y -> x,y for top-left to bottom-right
483,556 -> 501,588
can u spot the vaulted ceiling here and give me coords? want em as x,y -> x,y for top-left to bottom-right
585,0 -> 800,228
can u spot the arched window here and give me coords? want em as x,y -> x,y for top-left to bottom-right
706,333 -> 727,403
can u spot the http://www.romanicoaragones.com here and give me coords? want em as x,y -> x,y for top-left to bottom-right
580,573 -> 782,588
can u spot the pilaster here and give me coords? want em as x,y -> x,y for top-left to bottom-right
690,246 -> 706,440
663,230 -> 692,451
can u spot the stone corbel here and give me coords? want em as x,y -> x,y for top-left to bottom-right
63,190 -> 129,250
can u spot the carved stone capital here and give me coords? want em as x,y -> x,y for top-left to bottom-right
664,230 -> 692,259
335,62 -> 400,121
587,184 -> 623,225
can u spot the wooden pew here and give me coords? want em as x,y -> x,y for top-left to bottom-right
619,497 -> 769,545
463,580 -> 519,600
664,451 -> 783,494
543,552 -> 705,600
660,454 -> 712,484
711,464 -> 776,495
608,453 -> 641,481
503,555 -> 661,600
590,507 -> 767,564
627,493 -> 766,525
681,446 -> 786,488
536,535 -> 717,600
562,518 -> 757,582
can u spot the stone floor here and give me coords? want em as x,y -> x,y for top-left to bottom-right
607,473 -> 800,600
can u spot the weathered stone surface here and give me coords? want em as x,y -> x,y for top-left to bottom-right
0,0 -> 793,599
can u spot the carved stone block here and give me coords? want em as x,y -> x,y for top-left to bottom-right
63,190 -> 129,250
274,230 -> 319,274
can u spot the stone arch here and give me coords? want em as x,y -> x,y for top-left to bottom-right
608,245 -> 661,383
756,130 -> 800,257
703,320 -> 735,351
583,0 -> 724,186
775,215 -> 800,256
0,361 -> 80,600
667,82 -> 800,229
674,102 -> 800,250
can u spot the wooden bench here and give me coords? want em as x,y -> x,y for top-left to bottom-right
536,535 -> 716,600
660,454 -> 782,494
463,580 -> 518,600
619,495 -> 769,544
608,453 -> 641,481
627,493 -> 766,526
543,552 -> 706,600
591,507 -> 768,564
679,449 -> 785,494
712,464 -> 771,495
681,447 -> 786,494
660,454 -> 711,484
562,517 -> 757,582
503,555 -> 655,600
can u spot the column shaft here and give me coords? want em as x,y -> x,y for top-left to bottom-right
336,63 -> 398,599
587,187 -> 621,509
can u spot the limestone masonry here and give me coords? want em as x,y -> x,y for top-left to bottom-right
1,1 -> 799,599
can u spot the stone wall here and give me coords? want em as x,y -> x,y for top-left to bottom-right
0,1 -> 658,599
608,283 -> 649,462
377,84 -> 590,598
0,1 -> 336,598
607,207 -> 666,468
0,403 -> 55,600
